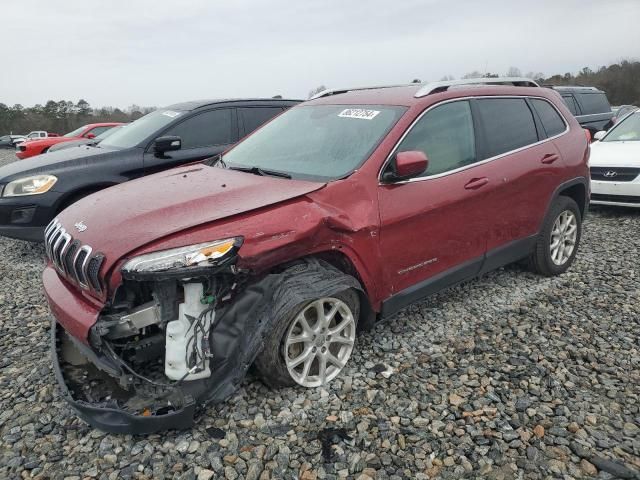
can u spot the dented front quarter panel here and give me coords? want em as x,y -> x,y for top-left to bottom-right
110,176 -> 384,309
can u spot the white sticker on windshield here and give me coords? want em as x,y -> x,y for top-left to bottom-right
162,110 -> 182,118
338,108 -> 380,120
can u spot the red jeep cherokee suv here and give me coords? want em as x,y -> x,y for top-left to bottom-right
44,78 -> 589,433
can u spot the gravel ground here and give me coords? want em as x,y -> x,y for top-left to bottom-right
0,148 -> 638,480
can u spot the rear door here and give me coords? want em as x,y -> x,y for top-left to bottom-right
472,96 -> 567,268
378,100 -> 489,308
143,108 -> 237,173
238,107 -> 285,139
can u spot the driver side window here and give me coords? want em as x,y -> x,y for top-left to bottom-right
164,109 -> 232,149
397,100 -> 476,177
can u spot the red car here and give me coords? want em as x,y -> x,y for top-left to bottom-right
44,78 -> 589,433
16,122 -> 123,159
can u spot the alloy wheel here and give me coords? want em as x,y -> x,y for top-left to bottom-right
284,297 -> 356,387
550,210 -> 578,265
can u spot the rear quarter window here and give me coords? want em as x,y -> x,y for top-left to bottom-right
476,98 -> 539,158
561,95 -> 579,115
531,99 -> 567,137
576,93 -> 611,115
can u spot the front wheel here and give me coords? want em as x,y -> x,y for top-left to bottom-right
254,289 -> 359,388
529,196 -> 582,276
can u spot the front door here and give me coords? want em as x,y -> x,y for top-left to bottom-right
378,100 -> 491,313
143,108 -> 237,174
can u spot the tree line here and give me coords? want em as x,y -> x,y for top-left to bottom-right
2,61 -> 638,135
0,100 -> 155,135
309,60 -> 640,106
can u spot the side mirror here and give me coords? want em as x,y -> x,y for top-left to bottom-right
85,133 -> 96,139
593,131 -> 606,141
383,150 -> 428,182
154,135 -> 182,154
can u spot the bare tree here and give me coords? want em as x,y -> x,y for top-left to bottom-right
440,75 -> 455,81
506,67 -> 522,77
307,85 -> 327,99
525,71 -> 545,82
462,71 -> 483,79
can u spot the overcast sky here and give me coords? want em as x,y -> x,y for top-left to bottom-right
2,0 -> 639,108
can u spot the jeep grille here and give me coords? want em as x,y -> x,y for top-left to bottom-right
44,218 -> 104,294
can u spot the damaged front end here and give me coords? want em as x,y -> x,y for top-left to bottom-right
52,236 -> 267,434
51,227 -> 368,434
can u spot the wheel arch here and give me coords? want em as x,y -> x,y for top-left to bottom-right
558,180 -> 588,218
543,177 -> 588,222
269,249 -> 378,331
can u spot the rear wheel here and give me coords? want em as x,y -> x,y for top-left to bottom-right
254,289 -> 359,388
529,196 -> 582,276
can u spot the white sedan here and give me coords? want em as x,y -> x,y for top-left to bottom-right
590,110 -> 640,208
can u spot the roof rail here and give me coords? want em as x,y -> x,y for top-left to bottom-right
310,83 -> 416,100
414,77 -> 540,98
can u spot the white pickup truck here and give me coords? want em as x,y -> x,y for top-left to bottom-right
13,131 -> 59,147
23,131 -> 59,141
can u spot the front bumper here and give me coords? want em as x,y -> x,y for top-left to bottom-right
591,178 -> 640,208
46,263 -> 199,434
52,319 -> 197,434
0,191 -> 63,242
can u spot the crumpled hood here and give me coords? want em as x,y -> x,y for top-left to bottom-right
0,145 -> 118,180
590,141 -> 640,167
56,165 -> 325,270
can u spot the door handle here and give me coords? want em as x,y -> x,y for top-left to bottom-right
541,153 -> 559,164
464,177 -> 489,190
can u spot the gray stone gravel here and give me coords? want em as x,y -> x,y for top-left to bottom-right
0,148 -> 638,479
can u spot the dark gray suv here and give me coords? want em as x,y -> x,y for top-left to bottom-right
546,86 -> 613,136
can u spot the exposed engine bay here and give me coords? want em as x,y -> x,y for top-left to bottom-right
55,253 -> 247,428
54,259 -> 368,433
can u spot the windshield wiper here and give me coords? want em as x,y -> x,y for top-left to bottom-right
228,165 -> 291,179
205,153 -> 227,168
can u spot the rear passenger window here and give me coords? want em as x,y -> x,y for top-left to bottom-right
561,95 -> 579,115
239,107 -> 283,136
165,109 -> 232,149
577,93 -> 611,115
476,98 -> 539,158
397,100 -> 476,176
531,99 -> 566,137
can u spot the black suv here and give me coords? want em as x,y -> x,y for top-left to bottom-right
0,98 -> 299,241
546,86 -> 613,135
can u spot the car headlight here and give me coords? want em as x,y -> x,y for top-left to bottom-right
122,237 -> 243,274
3,175 -> 58,197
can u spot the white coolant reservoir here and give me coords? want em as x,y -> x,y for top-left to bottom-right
165,283 -> 214,381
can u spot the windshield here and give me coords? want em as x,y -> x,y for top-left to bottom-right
99,109 -> 183,149
221,104 -> 407,181
96,125 -> 122,141
603,112 -> 640,142
64,125 -> 88,138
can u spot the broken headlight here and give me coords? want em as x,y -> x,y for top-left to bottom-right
122,237 -> 242,274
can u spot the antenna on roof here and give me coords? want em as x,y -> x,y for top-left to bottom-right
414,77 -> 540,98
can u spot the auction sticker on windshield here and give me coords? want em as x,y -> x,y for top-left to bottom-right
338,108 -> 380,120
162,110 -> 182,118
